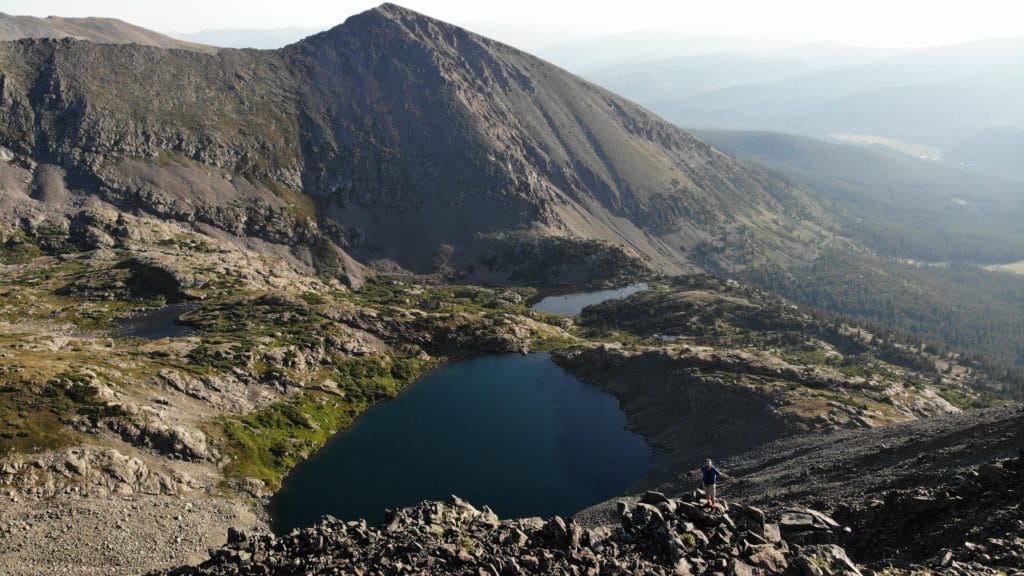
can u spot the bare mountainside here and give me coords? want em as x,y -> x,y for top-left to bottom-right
0,12 -> 213,52
0,3 -> 826,285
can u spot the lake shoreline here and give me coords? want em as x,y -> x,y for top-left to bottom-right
269,352 -> 651,532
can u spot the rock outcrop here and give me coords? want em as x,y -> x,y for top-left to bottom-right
0,447 -> 200,499
152,493 -> 862,576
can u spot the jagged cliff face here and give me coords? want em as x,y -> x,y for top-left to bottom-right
0,3 -> 827,284
0,39 -> 299,179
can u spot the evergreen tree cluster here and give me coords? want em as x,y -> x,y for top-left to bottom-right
743,248 -> 1024,401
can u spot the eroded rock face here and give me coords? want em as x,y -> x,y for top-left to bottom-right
107,418 -> 212,462
151,493 -> 863,576
555,342 -> 960,448
554,345 -> 797,472
113,257 -> 188,302
0,447 -> 199,498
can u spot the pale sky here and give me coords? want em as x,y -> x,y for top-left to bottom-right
2,0 -> 1023,49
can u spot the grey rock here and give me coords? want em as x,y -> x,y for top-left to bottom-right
793,555 -> 826,576
147,497 -> 864,575
802,545 -> 862,576
763,524 -> 782,544
640,490 -> 672,507
727,558 -> 758,576
977,463 -> 1006,485
748,545 -> 789,573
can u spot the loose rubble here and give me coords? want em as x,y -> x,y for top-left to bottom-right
153,492 -> 861,576
838,452 -> 1024,575
0,494 -> 265,576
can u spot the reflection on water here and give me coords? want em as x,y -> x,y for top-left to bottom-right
531,283 -> 648,316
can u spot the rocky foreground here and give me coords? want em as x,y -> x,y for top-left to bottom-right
151,446 -> 1024,576
153,492 -> 860,576
840,450 -> 1024,574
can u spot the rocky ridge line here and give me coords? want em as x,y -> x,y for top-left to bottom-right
153,491 -> 862,576
0,13 -> 215,52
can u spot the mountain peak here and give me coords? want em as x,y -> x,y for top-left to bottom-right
356,2 -> 467,38
345,3 -> 444,28
372,3 -> 426,18
306,2 -> 455,49
0,2 -> 827,282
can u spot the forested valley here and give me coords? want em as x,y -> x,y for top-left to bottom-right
744,248 -> 1024,401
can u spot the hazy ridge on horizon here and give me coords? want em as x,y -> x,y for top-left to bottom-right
163,17 -> 1023,181
1,6 -> 1020,180
164,26 -> 324,49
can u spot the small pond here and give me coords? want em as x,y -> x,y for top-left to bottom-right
116,303 -> 198,340
270,353 -> 650,532
531,283 -> 648,316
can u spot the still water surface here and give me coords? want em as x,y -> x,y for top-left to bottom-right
531,283 -> 648,316
116,303 -> 198,339
271,353 -> 650,532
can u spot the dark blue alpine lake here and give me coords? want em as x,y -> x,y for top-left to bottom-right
270,353 -> 650,532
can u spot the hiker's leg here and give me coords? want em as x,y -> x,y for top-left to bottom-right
709,483 -> 717,507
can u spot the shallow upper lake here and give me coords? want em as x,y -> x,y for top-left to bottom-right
116,303 -> 198,339
531,283 -> 648,316
270,353 -> 650,532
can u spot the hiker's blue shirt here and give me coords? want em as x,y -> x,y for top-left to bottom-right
701,465 -> 721,484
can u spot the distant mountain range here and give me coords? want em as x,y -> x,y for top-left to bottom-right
0,12 -> 214,52
0,3 -> 828,285
0,12 -> 322,52
585,37 -> 1024,179
166,27 -> 322,50
6,8 -> 1017,180
946,125 -> 1024,180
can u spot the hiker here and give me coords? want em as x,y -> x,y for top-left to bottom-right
689,458 -> 732,508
